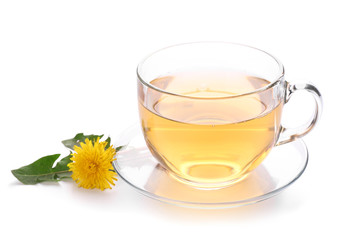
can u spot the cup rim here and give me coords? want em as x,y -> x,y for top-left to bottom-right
137,41 -> 285,99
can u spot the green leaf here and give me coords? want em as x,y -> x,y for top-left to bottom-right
11,154 -> 72,185
115,145 -> 125,152
62,133 -> 107,150
105,136 -> 111,149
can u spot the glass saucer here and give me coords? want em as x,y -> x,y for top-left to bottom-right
112,124 -> 309,209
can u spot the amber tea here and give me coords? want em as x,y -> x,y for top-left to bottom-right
139,71 -> 283,187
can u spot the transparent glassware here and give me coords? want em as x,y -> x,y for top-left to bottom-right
136,42 -> 322,188
112,42 -> 322,208
112,123 -> 309,209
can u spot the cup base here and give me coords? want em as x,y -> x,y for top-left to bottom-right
112,123 -> 309,209
166,169 -> 249,190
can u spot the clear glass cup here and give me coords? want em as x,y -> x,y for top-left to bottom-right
137,42 -> 322,188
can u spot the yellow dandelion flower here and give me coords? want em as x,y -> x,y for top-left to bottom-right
67,137 -> 117,191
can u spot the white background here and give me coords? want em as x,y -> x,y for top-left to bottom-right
0,0 -> 344,239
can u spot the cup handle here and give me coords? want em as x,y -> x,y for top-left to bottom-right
276,82 -> 323,146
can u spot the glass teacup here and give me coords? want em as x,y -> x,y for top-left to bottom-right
137,42 -> 322,188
